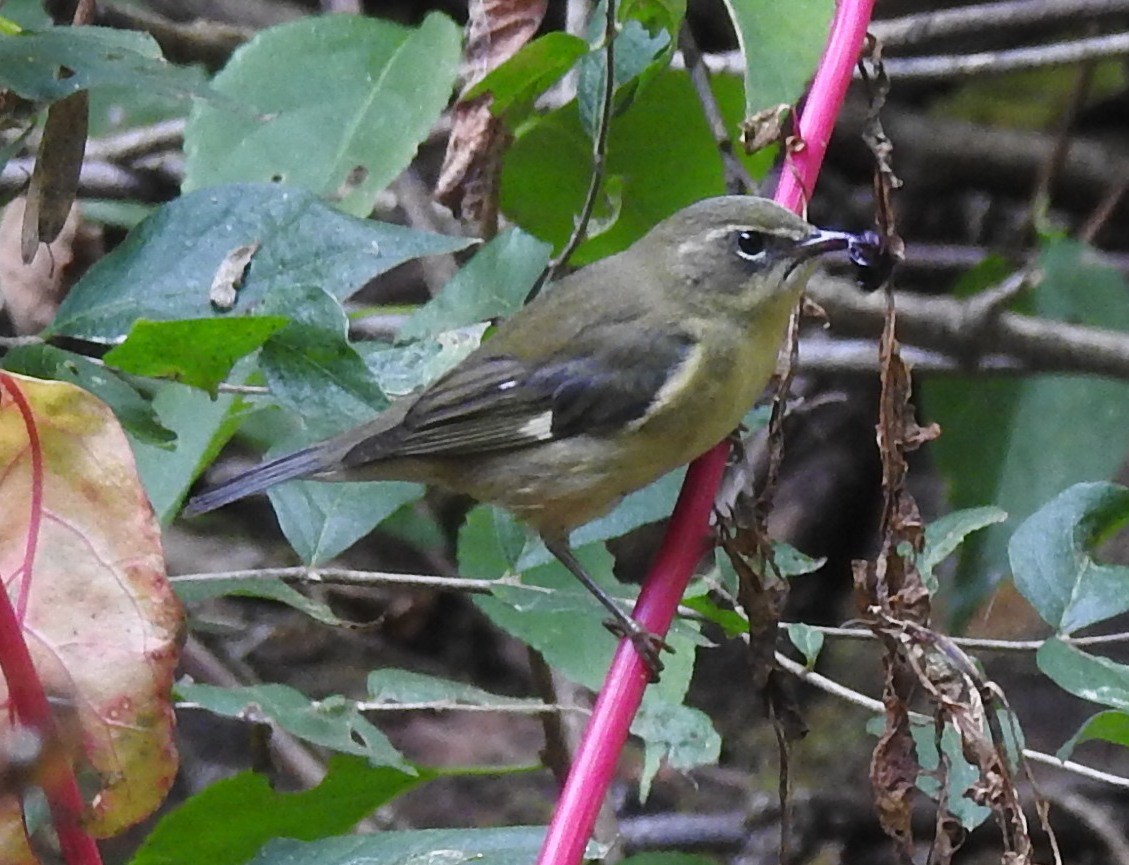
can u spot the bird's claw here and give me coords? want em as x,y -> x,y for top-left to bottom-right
602,618 -> 672,682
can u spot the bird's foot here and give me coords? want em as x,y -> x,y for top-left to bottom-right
602,618 -> 673,682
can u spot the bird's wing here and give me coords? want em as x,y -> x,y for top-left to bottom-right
341,325 -> 694,463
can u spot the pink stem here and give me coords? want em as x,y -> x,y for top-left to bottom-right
535,2 -> 877,863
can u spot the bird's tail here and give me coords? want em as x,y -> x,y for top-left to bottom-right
182,443 -> 333,517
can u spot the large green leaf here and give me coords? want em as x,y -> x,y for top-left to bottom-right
177,683 -> 410,769
258,285 -> 387,433
103,317 -> 288,396
1009,482 -> 1129,633
129,757 -> 423,865
466,32 -> 591,121
245,827 -> 601,865
0,26 -> 212,104
397,228 -> 552,342
721,0 -> 834,113
183,14 -> 460,217
926,238 -> 1129,616
269,477 -> 424,567
131,375 -> 251,523
501,70 -> 774,264
1037,637 -> 1129,711
1,344 -> 174,446
49,183 -> 475,341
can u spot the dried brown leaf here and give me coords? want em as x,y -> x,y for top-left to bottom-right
739,103 -> 793,154
209,241 -> 259,311
21,90 -> 88,263
870,700 -> 917,860
0,197 -> 100,334
436,0 -> 547,229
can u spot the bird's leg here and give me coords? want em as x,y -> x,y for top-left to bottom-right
542,536 -> 671,681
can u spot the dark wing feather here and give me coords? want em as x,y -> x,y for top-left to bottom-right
341,327 -> 693,464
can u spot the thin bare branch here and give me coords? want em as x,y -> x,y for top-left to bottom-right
810,274 -> 1129,380
775,651 -> 1129,789
170,565 -> 514,594
677,31 -> 1129,81
880,31 -> 1129,81
871,0 -> 1129,48
535,0 -> 617,293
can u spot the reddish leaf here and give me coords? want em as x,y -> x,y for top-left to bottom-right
0,372 -> 181,862
437,0 -> 548,229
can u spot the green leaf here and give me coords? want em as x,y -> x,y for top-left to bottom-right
49,183 -> 475,341
786,622 -> 824,667
258,285 -> 387,433
366,669 -> 546,711
397,228 -> 551,342
502,70 -> 774,264
1058,709 -> 1129,760
578,16 -> 671,138
473,547 -> 622,689
919,506 -> 1008,593
515,469 -> 686,570
720,0 -> 834,113
104,317 -> 288,396
2,344 -> 174,446
269,478 -> 424,566
132,374 -> 251,523
620,0 -> 688,37
172,575 -> 345,626
184,13 -> 460,217
177,683 -> 411,769
773,542 -> 827,578
361,324 -> 489,398
622,855 -> 718,865
1037,637 -> 1129,711
910,720 -> 992,830
634,699 -> 720,801
0,26 -> 213,104
466,32 -> 590,120
244,826 -> 601,865
1009,482 -> 1129,632
463,507 -> 699,694
128,756 -> 423,865
926,238 -> 1129,621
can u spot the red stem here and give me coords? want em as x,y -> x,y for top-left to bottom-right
0,375 -> 103,865
535,3 -> 877,863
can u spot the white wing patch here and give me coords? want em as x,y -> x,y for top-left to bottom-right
518,411 -> 555,441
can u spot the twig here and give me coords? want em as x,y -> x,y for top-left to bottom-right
180,635 -> 326,787
1027,51 -> 1097,235
809,274 -> 1129,380
778,622 -> 1129,652
1,157 -> 176,200
870,0 -> 1129,48
534,0 -> 617,294
96,3 -> 254,70
677,24 -> 755,195
170,565 -> 506,594
797,335 -> 1027,376
82,118 -> 186,162
879,32 -> 1129,82
775,651 -> 1129,789
1078,179 -> 1129,244
675,31 -> 1129,81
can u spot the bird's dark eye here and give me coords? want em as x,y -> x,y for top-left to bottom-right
735,230 -> 767,260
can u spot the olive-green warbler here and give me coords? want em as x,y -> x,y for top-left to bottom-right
184,196 -> 858,670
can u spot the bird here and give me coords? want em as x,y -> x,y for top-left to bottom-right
183,196 -> 859,675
